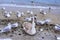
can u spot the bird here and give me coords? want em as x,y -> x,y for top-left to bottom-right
36,19 -> 51,26
2,7 -> 5,10
11,22 -> 19,28
40,9 -> 47,15
21,12 -> 24,16
16,11 -> 21,18
23,17 -> 36,35
27,10 -> 33,15
44,19 -> 51,24
30,11 -> 33,15
27,10 -> 30,14
24,17 -> 32,22
36,20 -> 45,25
4,11 -> 11,18
54,24 -> 60,31
0,23 -> 12,33
9,11 -> 12,15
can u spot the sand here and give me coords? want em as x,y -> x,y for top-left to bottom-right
0,6 -> 60,40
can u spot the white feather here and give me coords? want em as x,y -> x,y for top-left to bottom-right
16,11 -> 21,17
1,24 -> 12,33
12,22 -> 18,27
24,17 -> 32,21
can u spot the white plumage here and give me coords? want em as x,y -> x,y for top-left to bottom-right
16,11 -> 21,17
36,20 -> 45,25
2,7 -> 5,10
23,17 -> 36,35
11,22 -> 19,28
0,22 -> 18,33
30,17 -> 36,35
0,23 -> 12,33
45,19 -> 51,23
27,10 -> 30,14
4,11 -> 11,18
27,10 -> 33,15
36,19 -> 51,25
54,24 -> 60,31
24,17 -> 32,22
21,12 -> 25,16
30,11 -> 33,15
40,9 -> 47,15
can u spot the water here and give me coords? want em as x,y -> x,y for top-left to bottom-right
0,0 -> 60,6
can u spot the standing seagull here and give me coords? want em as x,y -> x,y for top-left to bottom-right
4,11 -> 11,18
2,7 -> 5,10
16,11 -> 21,18
27,10 -> 33,15
40,9 -> 47,15
21,12 -> 24,16
27,10 -> 30,14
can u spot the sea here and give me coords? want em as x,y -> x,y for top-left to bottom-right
0,0 -> 60,6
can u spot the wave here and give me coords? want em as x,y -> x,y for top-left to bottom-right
0,4 -> 60,9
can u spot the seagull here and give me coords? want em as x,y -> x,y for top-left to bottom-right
30,11 -> 33,15
0,22 -> 19,33
2,7 -> 5,10
40,9 -> 47,15
36,19 -> 51,25
9,11 -> 12,15
0,23 -> 12,33
44,19 -> 51,24
36,20 -> 45,25
11,22 -> 19,28
54,24 -> 60,31
4,11 -> 11,18
27,10 -> 30,14
16,11 -> 21,18
24,17 -> 32,22
21,12 -> 24,16
27,10 -> 33,15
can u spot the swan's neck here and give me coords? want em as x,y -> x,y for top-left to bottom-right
30,17 -> 36,34
32,17 -> 35,28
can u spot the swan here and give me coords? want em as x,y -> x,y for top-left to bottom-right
23,17 -> 36,35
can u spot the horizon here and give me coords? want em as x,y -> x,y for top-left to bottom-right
0,0 -> 60,6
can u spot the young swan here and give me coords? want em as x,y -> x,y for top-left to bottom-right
23,17 -> 36,35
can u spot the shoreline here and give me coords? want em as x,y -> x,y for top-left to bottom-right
0,4 -> 60,9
